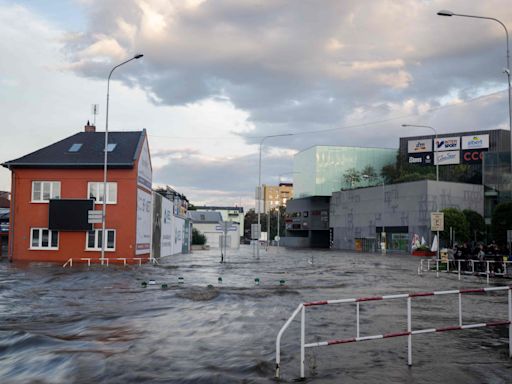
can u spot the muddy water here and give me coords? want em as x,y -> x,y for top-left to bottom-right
0,246 -> 510,383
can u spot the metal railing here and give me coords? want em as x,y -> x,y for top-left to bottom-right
418,258 -> 512,284
62,257 -> 151,268
275,286 -> 512,379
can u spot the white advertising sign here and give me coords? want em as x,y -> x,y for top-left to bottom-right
461,134 -> 489,150
434,137 -> 460,151
136,188 -> 152,255
171,216 -> 185,255
408,139 -> 432,153
434,151 -> 460,165
137,139 -> 152,190
160,197 -> 173,257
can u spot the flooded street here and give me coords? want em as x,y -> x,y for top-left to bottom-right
0,246 -> 511,383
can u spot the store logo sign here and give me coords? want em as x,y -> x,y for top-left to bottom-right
461,134 -> 489,150
434,137 -> 460,151
408,139 -> 432,153
434,150 -> 460,165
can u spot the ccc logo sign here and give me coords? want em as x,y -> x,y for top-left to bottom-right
463,151 -> 483,161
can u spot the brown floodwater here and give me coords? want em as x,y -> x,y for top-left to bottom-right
0,246 -> 510,383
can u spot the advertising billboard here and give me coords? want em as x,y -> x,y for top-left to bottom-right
434,137 -> 460,151
461,134 -> 489,150
136,188 -> 152,255
408,152 -> 433,165
461,149 -> 487,164
434,151 -> 460,165
160,197 -> 173,257
408,139 -> 432,153
137,139 -> 152,190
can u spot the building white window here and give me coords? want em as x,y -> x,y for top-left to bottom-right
88,182 -> 117,204
86,229 -> 116,251
32,181 -> 60,202
30,228 -> 59,250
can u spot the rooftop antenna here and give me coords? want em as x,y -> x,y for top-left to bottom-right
91,104 -> 99,126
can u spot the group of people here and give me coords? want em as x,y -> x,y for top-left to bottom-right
447,241 -> 511,274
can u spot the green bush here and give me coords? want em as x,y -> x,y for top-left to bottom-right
192,228 -> 207,245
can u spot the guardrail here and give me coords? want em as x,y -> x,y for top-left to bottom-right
418,258 -> 512,284
62,257 -> 154,268
275,286 -> 512,379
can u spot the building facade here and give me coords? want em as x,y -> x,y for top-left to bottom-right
2,123 -> 153,263
400,129 -> 511,223
330,180 -> 484,252
284,196 -> 331,248
293,146 -> 397,198
199,206 -> 244,239
189,211 -> 240,249
263,183 -> 293,213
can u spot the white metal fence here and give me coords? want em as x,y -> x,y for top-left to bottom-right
418,258 -> 512,284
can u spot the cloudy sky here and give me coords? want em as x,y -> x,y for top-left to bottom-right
1,0 -> 511,208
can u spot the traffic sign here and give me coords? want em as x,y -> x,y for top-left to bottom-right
431,212 -> 444,231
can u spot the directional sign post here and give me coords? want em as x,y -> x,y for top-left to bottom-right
431,212 -> 444,271
217,222 -> 238,263
88,210 -> 103,224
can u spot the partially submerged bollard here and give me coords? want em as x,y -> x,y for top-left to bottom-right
178,276 -> 184,284
148,279 -> 156,285
141,281 -> 148,288
161,283 -> 168,289
254,277 -> 260,285
279,279 -> 286,286
218,277 -> 223,284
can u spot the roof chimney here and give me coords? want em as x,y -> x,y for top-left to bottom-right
84,120 -> 96,133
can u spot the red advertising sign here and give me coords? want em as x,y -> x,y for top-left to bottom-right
461,149 -> 487,164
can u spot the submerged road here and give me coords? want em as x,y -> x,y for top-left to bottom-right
0,246 -> 510,383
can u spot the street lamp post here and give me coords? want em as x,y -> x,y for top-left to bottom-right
256,134 -> 293,258
401,124 -> 439,182
437,10 -> 511,171
101,54 -> 143,264
402,124 -> 440,260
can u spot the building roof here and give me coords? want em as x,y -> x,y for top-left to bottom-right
188,211 -> 223,223
200,206 -> 244,213
2,130 -> 146,169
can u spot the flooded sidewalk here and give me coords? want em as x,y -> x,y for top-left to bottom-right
0,246 -> 510,383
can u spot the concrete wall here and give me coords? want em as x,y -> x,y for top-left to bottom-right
330,180 -> 484,251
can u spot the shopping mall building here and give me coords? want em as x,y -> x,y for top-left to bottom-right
284,130 -> 511,251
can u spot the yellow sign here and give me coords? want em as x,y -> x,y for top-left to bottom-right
431,212 -> 444,231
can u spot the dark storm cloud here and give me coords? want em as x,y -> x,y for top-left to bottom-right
61,0 -> 512,201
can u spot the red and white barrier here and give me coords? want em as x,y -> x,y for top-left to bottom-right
275,285 -> 512,379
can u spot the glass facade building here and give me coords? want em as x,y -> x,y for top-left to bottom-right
293,146 -> 397,197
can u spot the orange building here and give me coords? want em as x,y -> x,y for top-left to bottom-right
2,123 -> 153,263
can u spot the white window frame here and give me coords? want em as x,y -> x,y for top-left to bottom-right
85,229 -> 116,251
87,182 -> 117,204
31,181 -> 61,203
30,228 -> 59,250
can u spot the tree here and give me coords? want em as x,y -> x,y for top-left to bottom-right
491,202 -> 512,245
440,208 -> 469,244
343,168 -> 361,188
381,163 -> 399,184
361,165 -> 377,179
463,209 -> 485,242
192,228 -> 206,245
